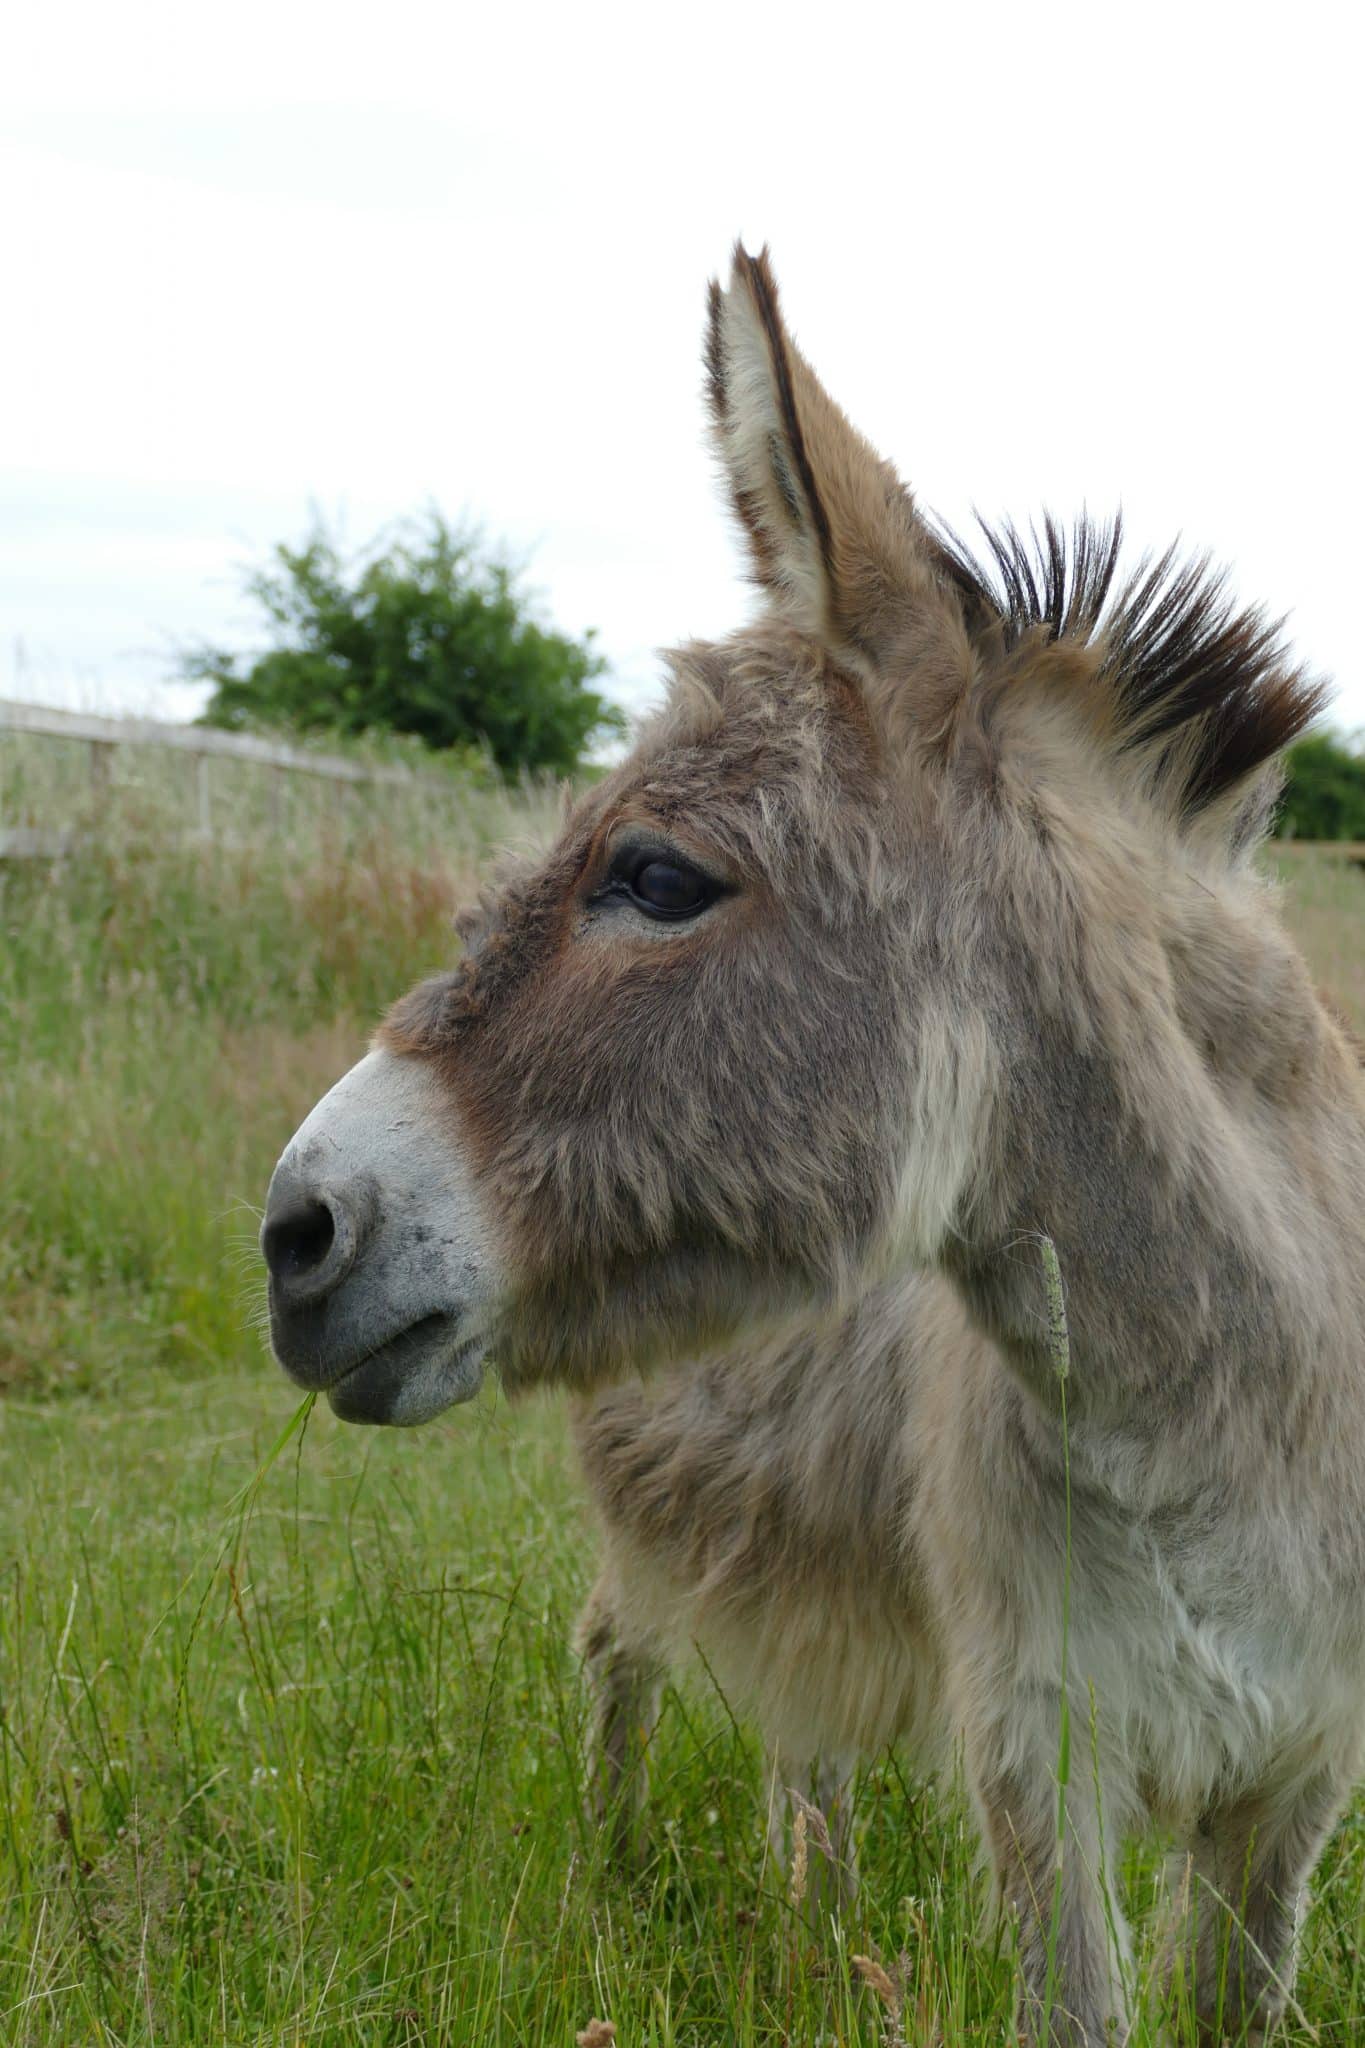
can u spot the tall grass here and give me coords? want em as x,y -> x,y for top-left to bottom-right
1271,841 -> 1365,1034
1,758 -> 1363,2043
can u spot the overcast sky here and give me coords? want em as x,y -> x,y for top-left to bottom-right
3,1 -> 1361,733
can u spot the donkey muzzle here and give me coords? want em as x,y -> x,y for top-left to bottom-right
261,1049 -> 502,1425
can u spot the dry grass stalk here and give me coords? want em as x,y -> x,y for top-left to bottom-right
852,1950 -> 911,2048
786,1785 -> 835,1864
788,1802 -> 808,1912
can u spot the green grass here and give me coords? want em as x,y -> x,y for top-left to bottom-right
2,781 -> 1364,2044
0,1379 -> 1018,2046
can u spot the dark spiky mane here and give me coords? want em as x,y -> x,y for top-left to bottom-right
933,512 -> 1327,824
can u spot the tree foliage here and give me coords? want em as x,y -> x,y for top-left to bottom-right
1276,730 -> 1365,841
188,515 -> 623,777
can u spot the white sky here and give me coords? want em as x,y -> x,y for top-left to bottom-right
2,1 -> 1361,731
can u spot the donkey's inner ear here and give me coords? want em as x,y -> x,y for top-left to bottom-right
706,244 -> 941,666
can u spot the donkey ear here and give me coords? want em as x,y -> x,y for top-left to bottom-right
705,245 -> 941,664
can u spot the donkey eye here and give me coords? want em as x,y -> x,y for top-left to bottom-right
594,841 -> 725,924
630,859 -> 710,917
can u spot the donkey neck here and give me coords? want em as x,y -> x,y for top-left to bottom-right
934,854 -> 1365,1442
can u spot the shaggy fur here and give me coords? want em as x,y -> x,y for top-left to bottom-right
366,246 -> 1363,2044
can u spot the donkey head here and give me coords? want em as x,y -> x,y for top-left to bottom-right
263,247 -> 1319,1422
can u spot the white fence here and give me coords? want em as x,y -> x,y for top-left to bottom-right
0,698 -> 452,858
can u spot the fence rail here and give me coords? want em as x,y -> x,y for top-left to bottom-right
0,698 -> 454,858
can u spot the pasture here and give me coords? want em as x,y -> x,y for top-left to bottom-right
2,748 -> 1363,2046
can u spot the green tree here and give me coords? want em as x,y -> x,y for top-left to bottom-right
1276,730 -> 1365,840
186,514 -> 623,777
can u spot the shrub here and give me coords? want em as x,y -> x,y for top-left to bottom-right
1276,730 -> 1365,840
185,513 -> 624,777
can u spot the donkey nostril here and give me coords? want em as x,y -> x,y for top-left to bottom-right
263,1197 -> 337,1284
262,1169 -> 372,1309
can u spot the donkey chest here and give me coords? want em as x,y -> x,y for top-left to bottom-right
1068,1495 -> 1356,1816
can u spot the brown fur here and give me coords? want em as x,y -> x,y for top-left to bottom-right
366,246 -> 1363,2043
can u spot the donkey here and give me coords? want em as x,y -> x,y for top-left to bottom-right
262,246 -> 1365,2045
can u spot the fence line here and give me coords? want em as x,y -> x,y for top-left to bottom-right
0,698 -> 454,858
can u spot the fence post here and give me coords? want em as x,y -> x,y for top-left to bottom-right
89,739 -> 113,811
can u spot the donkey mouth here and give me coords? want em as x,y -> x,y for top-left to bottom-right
321,1313 -> 487,1426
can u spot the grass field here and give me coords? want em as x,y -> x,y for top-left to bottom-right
2,764 -> 1364,2046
